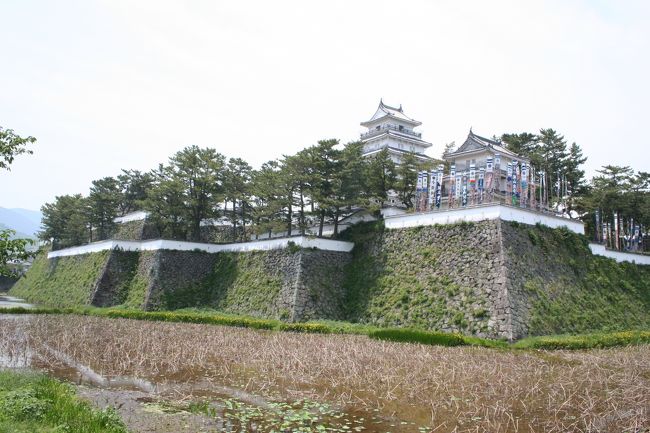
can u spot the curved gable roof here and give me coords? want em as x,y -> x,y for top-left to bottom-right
361,100 -> 421,126
449,130 -> 526,160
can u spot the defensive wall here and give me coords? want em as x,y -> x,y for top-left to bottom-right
11,206 -> 650,340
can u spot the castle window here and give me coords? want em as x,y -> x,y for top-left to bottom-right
399,125 -> 404,131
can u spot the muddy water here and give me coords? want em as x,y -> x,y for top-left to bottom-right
0,315 -> 421,433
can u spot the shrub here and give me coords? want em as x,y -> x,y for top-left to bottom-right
0,388 -> 50,421
286,241 -> 301,254
514,330 -> 650,350
368,328 -> 466,347
278,322 -> 333,334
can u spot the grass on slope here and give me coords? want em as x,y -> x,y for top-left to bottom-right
162,252 -> 284,316
520,224 -> 650,335
0,370 -> 127,433
340,221 -> 490,334
10,250 -> 109,308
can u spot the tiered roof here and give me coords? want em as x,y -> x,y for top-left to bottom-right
446,130 -> 524,159
361,100 -> 422,127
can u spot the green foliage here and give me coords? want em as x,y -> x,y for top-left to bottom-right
578,165 -> 650,242
286,241 -> 301,254
145,146 -> 227,241
513,330 -> 650,350
369,328 -> 465,346
278,322 -> 333,334
158,251 -> 283,317
40,194 -> 89,249
0,370 -> 127,433
87,176 -> 120,241
364,148 -> 397,207
342,222 -> 488,334
515,223 -> 650,335
10,250 -> 110,307
0,229 -> 33,277
501,129 -> 587,213
0,126 -> 34,171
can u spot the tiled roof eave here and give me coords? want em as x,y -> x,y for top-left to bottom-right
362,131 -> 432,147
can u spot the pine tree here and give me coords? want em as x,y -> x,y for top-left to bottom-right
364,148 -> 397,208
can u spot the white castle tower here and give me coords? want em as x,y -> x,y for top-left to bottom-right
360,100 -> 433,164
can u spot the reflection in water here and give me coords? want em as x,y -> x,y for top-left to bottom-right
0,315 -> 414,433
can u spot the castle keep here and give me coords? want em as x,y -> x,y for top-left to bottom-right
12,102 -> 650,340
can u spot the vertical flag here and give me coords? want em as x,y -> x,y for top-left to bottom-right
436,164 -> 444,208
514,162 -> 521,206
485,157 -> 494,203
595,209 -> 601,242
420,171 -> 429,212
521,162 -> 528,208
461,171 -> 468,207
506,162 -> 513,204
469,163 -> 476,205
529,165 -> 536,210
494,153 -> 501,195
428,169 -> 436,211
478,167 -> 485,204
417,171 -> 421,211
449,164 -> 456,209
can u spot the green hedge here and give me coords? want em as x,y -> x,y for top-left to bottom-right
513,330 -> 650,350
369,328 -> 466,346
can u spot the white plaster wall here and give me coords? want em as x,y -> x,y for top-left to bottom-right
48,236 -> 354,258
114,211 -> 149,223
383,204 -> 585,234
588,243 -> 650,265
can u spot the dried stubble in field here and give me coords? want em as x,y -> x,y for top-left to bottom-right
3,315 -> 648,433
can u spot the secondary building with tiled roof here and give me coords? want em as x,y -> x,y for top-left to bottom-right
442,129 -> 530,201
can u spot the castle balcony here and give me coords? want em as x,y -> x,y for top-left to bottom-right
361,124 -> 422,140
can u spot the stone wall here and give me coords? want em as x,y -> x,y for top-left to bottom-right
290,249 -> 352,321
142,247 -> 350,321
342,221 -> 508,337
0,276 -> 17,291
12,219 -> 648,340
112,220 -> 160,241
199,225 -> 247,244
341,220 -> 650,340
14,246 -> 352,322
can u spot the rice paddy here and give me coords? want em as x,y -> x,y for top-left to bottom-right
1,314 -> 648,432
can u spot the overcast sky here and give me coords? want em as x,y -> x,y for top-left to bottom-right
1,0 -> 649,210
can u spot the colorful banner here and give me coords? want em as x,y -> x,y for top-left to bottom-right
415,172 -> 422,211
521,162 -> 527,208
461,171 -> 468,207
435,164 -> 443,208
449,164 -> 456,209
485,157 -> 494,202
478,167 -> 485,204
428,169 -> 436,211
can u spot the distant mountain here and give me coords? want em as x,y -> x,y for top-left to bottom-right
0,222 -> 34,239
0,207 -> 42,238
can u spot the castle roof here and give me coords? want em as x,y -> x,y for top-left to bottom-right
361,100 -> 422,127
446,130 -> 526,160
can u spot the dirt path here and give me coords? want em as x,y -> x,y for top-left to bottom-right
78,386 -> 221,433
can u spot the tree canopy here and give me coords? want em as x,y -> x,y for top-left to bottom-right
0,126 -> 35,276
